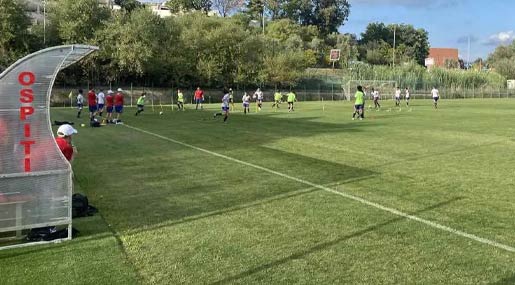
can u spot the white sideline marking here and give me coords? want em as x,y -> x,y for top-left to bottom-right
124,124 -> 515,253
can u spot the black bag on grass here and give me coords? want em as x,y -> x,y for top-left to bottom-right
72,193 -> 98,218
27,227 -> 79,241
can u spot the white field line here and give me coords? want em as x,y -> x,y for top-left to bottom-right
124,124 -> 515,253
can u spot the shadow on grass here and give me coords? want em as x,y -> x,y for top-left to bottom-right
96,148 -> 377,232
211,196 -> 464,285
51,108 -> 381,233
490,274 -> 515,285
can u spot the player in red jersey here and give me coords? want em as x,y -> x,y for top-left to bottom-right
114,88 -> 124,121
194,87 -> 204,110
105,90 -> 115,123
87,89 -> 97,120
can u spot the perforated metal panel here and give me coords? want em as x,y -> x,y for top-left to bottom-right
0,45 -> 98,247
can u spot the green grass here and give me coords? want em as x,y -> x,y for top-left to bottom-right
2,99 -> 515,284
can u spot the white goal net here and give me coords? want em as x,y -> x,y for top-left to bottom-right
346,80 -> 397,101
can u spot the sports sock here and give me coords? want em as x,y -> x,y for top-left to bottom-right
223,115 -> 228,122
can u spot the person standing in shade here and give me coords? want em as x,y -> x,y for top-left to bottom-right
105,90 -> 114,123
431,87 -> 439,109
88,88 -> 97,121
97,89 -> 105,117
194,87 -> 204,110
55,124 -> 78,162
177,89 -> 184,111
352,86 -> 365,120
76,89 -> 84,118
287,91 -> 296,112
114,88 -> 124,121
135,92 -> 146,116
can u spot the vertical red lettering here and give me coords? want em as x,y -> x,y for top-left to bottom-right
20,106 -> 34,120
24,158 -> 31,172
20,140 -> 35,155
18,72 -> 35,86
20,89 -> 34,103
24,124 -> 31,137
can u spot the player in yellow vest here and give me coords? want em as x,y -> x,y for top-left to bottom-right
352,86 -> 365,120
177,89 -> 184,111
135,92 -> 146,116
287,91 -> 296,112
272,91 -> 282,109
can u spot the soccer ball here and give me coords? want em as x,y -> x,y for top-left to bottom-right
159,111 -> 163,115
80,123 -> 85,127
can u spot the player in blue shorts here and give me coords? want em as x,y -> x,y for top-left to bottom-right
214,89 -> 230,122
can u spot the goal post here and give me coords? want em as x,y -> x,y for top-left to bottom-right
346,80 -> 397,101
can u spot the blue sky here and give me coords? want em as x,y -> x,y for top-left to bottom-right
340,0 -> 515,60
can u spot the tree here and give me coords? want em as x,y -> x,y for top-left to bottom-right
49,0 -> 110,44
359,22 -> 429,65
94,9 -> 171,82
114,0 -> 142,12
488,40 -> 515,79
212,0 -> 244,17
166,0 -> 212,14
0,0 -> 32,69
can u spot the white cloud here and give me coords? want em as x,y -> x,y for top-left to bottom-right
484,31 -> 515,46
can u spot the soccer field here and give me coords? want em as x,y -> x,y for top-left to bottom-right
1,99 -> 515,284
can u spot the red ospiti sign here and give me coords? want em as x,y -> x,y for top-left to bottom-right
18,71 -> 36,172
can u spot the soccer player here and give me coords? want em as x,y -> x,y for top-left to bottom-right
287,91 -> 296,112
177,89 -> 184,111
242,92 -> 251,114
194,87 -> 204,110
214,89 -> 230,122
97,89 -> 105,117
76,89 -> 84,118
135,92 -> 146,116
87,88 -> 97,120
114,88 -> 124,121
229,88 -> 235,111
55,124 -> 78,162
394,87 -> 401,107
372,88 -> 381,110
432,86 -> 439,109
254,88 -> 263,111
405,87 -> 410,107
272,91 -> 282,109
352,86 -> 365,120
105,90 -> 114,123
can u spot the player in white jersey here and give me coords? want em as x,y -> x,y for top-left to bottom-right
394,87 -> 401,107
214,88 -> 230,122
97,89 -> 106,117
254,88 -> 264,110
405,87 -> 410,107
431,87 -> 439,109
76,89 -> 84,118
372,88 -> 381,110
242,92 -> 251,114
